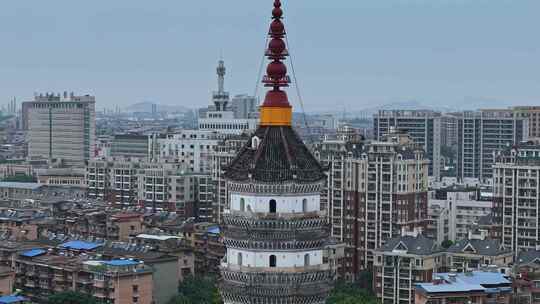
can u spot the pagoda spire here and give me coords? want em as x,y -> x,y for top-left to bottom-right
260,0 -> 293,126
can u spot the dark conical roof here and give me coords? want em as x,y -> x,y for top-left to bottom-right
224,126 -> 326,183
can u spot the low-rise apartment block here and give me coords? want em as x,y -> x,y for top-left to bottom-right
14,250 -> 153,304
373,230 -> 443,304
445,231 -> 513,273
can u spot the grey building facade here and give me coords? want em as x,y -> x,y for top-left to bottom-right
374,110 -> 441,180
22,92 -> 95,167
456,109 -> 528,183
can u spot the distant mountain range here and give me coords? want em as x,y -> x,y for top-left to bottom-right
310,98 -> 519,117
124,101 -> 191,113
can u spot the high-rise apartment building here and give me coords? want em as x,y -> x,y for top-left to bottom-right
346,132 -> 430,272
22,92 -> 95,166
110,134 -> 155,160
315,131 -> 429,277
374,110 -> 441,180
313,135 -> 362,245
513,106 -> 540,140
493,141 -> 540,255
231,94 -> 259,119
456,109 -> 528,184
440,115 -> 458,148
158,130 -> 220,173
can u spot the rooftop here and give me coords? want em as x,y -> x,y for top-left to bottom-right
446,238 -> 510,256
103,259 -> 140,266
0,295 -> 28,304
377,234 -> 438,256
0,182 -> 42,190
136,234 -> 182,241
516,249 -> 540,266
20,249 -> 47,258
59,240 -> 103,251
225,126 -> 326,184
416,271 -> 511,294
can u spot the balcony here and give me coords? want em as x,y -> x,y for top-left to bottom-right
53,285 -> 65,292
77,277 -> 93,285
94,279 -> 107,288
93,290 -> 108,299
25,280 -> 36,288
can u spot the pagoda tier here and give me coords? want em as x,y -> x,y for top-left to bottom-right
220,277 -> 332,304
223,215 -> 329,247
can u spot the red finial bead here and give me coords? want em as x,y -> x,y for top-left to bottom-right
272,7 -> 283,18
270,20 -> 285,35
269,38 -> 286,54
267,61 -> 287,79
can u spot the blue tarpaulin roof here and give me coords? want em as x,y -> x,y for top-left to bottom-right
103,260 -> 139,266
207,226 -> 220,235
59,240 -> 103,250
0,295 -> 28,304
20,249 -> 46,257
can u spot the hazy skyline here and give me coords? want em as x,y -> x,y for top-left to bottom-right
1,0 -> 539,112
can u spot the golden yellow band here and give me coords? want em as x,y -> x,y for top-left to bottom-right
260,106 -> 292,126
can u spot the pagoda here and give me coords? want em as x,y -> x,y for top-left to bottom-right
219,1 -> 334,303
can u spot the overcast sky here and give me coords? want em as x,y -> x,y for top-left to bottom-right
1,0 -> 539,112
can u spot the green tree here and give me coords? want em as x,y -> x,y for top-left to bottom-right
441,239 -> 454,249
167,294 -> 193,304
48,291 -> 97,304
327,281 -> 378,304
168,275 -> 221,304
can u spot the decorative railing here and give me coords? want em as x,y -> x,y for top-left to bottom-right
224,227 -> 329,241
223,238 -> 327,250
221,266 -> 334,286
219,281 -> 330,304
221,263 -> 330,273
222,213 -> 328,231
228,181 -> 324,195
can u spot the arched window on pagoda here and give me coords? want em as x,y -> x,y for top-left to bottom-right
269,255 -> 277,267
302,198 -> 308,213
304,254 -> 310,266
240,198 -> 245,212
269,199 -> 277,213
